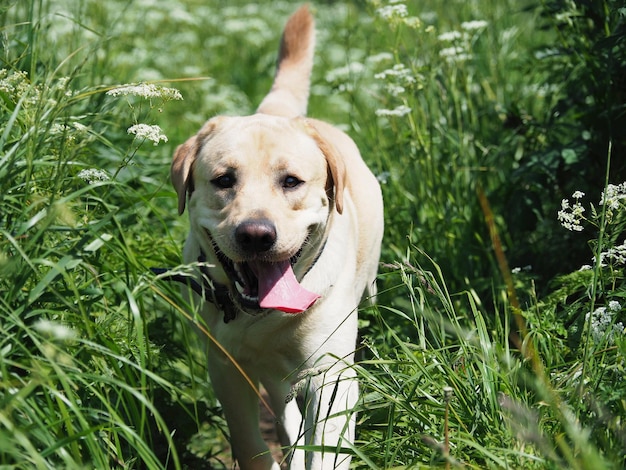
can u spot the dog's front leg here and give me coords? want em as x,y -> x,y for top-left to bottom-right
263,379 -> 307,469
208,353 -> 279,470
305,365 -> 358,470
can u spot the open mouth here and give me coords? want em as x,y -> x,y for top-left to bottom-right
217,244 -> 301,308
206,231 -> 319,314
232,260 -> 263,308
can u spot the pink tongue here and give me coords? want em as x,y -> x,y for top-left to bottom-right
249,260 -> 319,313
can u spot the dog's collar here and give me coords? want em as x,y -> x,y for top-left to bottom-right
151,252 -> 238,323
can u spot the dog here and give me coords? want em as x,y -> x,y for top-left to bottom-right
170,5 -> 383,469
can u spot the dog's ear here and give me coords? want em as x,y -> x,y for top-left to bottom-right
317,134 -> 346,215
171,119 -> 221,215
171,136 -> 198,215
302,120 -> 346,214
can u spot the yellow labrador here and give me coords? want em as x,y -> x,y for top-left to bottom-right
170,5 -> 383,469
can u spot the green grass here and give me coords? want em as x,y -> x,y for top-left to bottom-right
1,0 -> 625,468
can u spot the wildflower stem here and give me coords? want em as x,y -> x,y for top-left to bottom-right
578,139 -> 613,417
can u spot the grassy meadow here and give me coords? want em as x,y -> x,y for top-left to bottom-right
1,0 -> 625,468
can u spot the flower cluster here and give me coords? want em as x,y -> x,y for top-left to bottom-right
558,182 -> 626,235
368,1 -> 424,118
127,124 -> 168,145
437,31 -> 463,42
0,69 -> 31,96
599,240 -> 626,266
557,191 -> 586,231
0,69 -> 45,109
375,105 -> 412,117
461,20 -> 489,31
78,168 -> 111,184
373,1 -> 421,28
106,83 -> 183,101
107,83 -> 181,148
585,301 -> 624,344
376,3 -> 408,21
374,63 -> 418,93
374,63 -> 420,118
437,20 -> 489,63
439,46 -> 473,63
34,319 -> 77,341
600,182 -> 626,220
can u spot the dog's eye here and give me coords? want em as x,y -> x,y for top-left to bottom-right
282,175 -> 303,189
211,174 -> 236,189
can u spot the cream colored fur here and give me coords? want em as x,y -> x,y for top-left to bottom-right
170,5 -> 383,469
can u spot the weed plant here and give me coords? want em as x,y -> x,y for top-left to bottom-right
1,0 -> 624,468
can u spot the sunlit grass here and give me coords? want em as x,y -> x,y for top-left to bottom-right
1,0 -> 625,468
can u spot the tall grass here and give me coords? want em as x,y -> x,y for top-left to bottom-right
1,0 -> 624,468
0,1 -> 220,467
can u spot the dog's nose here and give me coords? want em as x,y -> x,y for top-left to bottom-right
235,219 -> 277,253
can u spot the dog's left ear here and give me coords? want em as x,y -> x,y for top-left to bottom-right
302,120 -> 346,214
171,136 -> 198,215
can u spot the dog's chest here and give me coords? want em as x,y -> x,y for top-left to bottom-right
211,311 -> 308,372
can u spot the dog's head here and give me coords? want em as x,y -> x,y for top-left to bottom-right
171,114 -> 345,313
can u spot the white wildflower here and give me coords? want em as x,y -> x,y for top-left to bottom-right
106,83 -> 183,101
0,69 -> 29,94
385,83 -> 406,96
599,241 -> 626,266
377,4 -> 408,21
49,123 -> 71,135
609,300 -> 622,312
34,319 -> 77,341
586,305 -> 624,344
375,105 -> 412,117
374,63 -> 417,85
54,76 -> 73,97
403,16 -> 422,29
56,77 -> 69,88
557,193 -> 585,232
0,69 -> 40,105
127,124 -> 168,145
367,52 -> 394,65
439,46 -> 472,63
438,30 -> 463,42
461,20 -> 488,31
600,182 -> 626,211
78,168 -> 110,184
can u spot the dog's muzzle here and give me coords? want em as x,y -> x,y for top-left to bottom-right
206,217 -> 320,314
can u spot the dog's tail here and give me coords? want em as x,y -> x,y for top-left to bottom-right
256,5 -> 315,117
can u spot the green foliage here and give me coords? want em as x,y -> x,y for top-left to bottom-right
497,0 -> 626,283
0,2 -> 224,467
357,254 -> 611,468
1,0 -> 625,468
